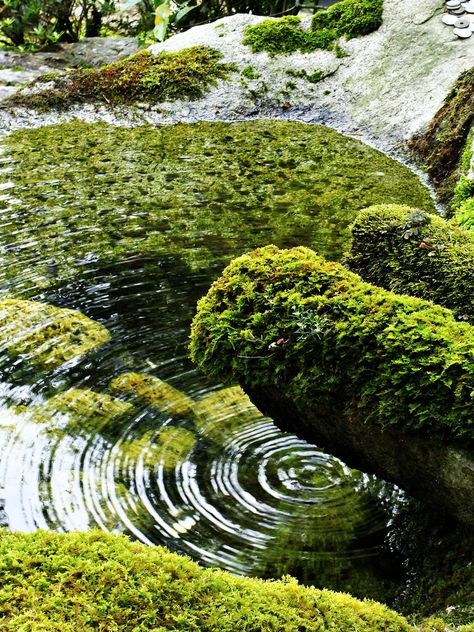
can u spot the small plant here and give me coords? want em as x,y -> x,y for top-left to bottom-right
292,305 -> 327,342
119,0 -> 197,42
241,65 -> 260,80
401,208 -> 429,239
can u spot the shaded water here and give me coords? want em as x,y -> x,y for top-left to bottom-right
0,120 -> 434,600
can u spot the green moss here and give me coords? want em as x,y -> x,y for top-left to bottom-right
0,530 -> 413,631
190,245 -> 474,443
243,16 -> 338,55
8,47 -> 235,109
409,68 -> 474,205
0,120 -> 434,296
110,372 -> 195,418
0,299 -> 110,371
345,204 -> 474,323
242,0 -> 382,56
241,65 -> 260,80
311,0 -> 384,39
456,197 -> 474,229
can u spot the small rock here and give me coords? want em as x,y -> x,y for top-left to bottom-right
463,1 -> 474,11
453,26 -> 472,35
449,6 -> 466,13
446,0 -> 462,7
455,16 -> 471,25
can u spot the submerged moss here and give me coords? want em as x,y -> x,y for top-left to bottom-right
190,245 -> 474,443
345,205 -> 474,323
0,530 -> 414,631
0,299 -> 110,371
243,0 -> 383,56
110,372 -> 195,418
19,388 -> 134,434
8,47 -> 235,109
0,120 -> 435,297
119,426 -> 196,470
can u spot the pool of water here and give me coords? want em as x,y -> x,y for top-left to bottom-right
0,119 -> 434,601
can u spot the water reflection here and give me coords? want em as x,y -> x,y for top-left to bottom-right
0,120 -> 431,600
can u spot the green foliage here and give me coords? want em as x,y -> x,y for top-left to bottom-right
409,68 -> 474,205
190,245 -> 474,443
311,0 -> 383,39
287,68 -> 325,83
0,0 -> 116,50
10,47 -> 235,109
0,530 -> 414,631
453,176 -> 474,208
456,197 -> 474,229
345,204 -> 474,323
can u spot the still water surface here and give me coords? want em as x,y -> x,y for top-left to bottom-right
0,120 -> 434,600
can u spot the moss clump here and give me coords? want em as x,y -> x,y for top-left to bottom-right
0,530 -> 414,631
408,68 -> 474,205
243,16 -> 337,55
311,0 -> 384,39
9,47 -> 235,109
345,205 -> 474,323
190,245 -> 474,443
243,0 -> 383,56
110,372 -> 195,418
0,299 -> 110,371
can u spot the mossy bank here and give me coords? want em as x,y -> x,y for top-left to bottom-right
0,530 -> 415,631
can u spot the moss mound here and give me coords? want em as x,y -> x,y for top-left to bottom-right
0,299 -> 110,371
243,0 -> 383,56
0,530 -> 414,631
345,205 -> 474,323
190,245 -> 474,443
408,68 -> 474,205
9,47 -> 235,109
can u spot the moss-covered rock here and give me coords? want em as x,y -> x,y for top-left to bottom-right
345,205 -> 474,323
242,0 -> 383,57
8,46 -> 235,110
0,529 -> 414,631
0,299 -> 110,371
190,245 -> 474,523
408,68 -> 474,206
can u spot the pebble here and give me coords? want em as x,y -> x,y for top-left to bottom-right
453,26 -> 472,36
442,12 -> 458,23
446,0 -> 461,7
449,7 -> 466,13
463,1 -> 474,12
454,16 -> 471,26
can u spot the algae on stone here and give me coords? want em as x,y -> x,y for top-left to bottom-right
0,299 -> 110,371
345,204 -> 474,323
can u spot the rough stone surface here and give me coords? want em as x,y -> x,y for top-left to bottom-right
1,0 -> 474,158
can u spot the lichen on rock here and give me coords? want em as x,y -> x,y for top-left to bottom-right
0,299 -> 110,371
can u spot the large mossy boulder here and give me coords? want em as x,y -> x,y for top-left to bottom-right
0,530 -> 414,631
345,205 -> 474,323
190,245 -> 474,524
0,299 -> 110,371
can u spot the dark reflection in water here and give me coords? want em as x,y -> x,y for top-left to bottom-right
0,120 -> 432,601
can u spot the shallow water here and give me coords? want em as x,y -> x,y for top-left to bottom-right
0,120 -> 433,600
